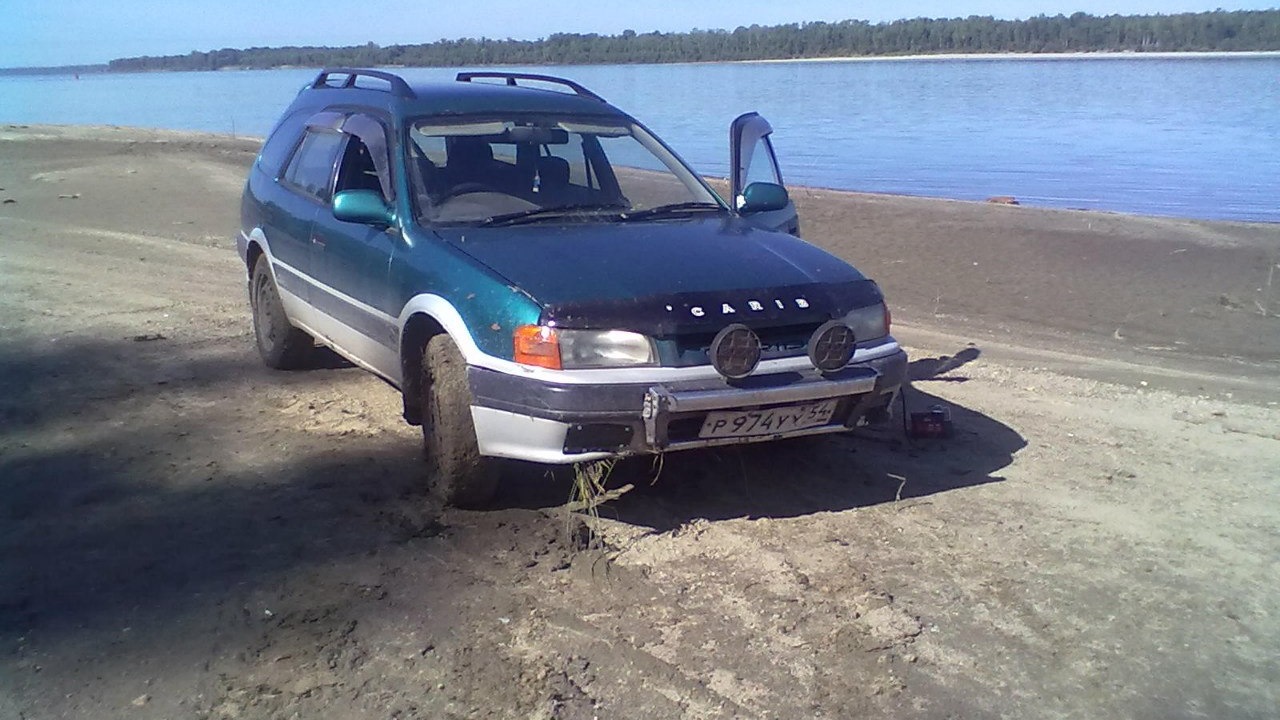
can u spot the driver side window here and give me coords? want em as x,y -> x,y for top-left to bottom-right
335,136 -> 386,199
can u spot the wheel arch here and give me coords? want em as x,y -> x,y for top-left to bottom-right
395,293 -> 516,425
399,311 -> 448,425
244,227 -> 271,278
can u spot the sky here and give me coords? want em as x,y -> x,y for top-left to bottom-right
2,0 -> 1277,68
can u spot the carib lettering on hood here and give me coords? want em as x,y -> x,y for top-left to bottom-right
669,297 -> 811,317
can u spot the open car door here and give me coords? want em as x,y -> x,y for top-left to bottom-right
730,112 -> 800,236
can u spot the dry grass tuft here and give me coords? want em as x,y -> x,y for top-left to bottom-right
563,460 -> 633,549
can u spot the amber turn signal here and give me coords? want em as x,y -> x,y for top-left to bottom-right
513,325 -> 561,369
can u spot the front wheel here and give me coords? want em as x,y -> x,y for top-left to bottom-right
421,335 -> 499,508
250,257 -> 312,369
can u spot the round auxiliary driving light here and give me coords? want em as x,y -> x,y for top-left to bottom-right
709,323 -> 761,380
808,320 -> 857,373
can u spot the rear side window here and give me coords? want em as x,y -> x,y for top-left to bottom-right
283,130 -> 344,201
257,110 -> 308,177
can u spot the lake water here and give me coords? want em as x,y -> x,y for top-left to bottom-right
2,56 -> 1278,222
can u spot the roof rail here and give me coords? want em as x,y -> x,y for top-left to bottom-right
312,68 -> 416,99
455,72 -> 605,103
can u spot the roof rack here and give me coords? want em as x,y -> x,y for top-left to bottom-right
455,72 -> 605,103
311,69 -> 416,99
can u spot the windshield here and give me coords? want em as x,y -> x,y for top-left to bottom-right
407,116 -> 724,224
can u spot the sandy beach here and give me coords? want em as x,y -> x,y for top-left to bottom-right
1,125 -> 1278,719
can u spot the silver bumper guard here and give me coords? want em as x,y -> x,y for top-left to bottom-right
640,367 -> 880,449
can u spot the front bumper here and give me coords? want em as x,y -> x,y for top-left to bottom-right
468,345 -> 908,464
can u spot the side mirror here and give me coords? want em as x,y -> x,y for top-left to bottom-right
333,190 -> 395,227
736,182 -> 790,214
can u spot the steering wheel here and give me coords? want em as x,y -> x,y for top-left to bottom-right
439,182 -> 500,201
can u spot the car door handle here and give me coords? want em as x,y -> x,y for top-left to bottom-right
311,235 -> 326,248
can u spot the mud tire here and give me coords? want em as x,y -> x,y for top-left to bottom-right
250,257 -> 312,369
421,335 -> 499,508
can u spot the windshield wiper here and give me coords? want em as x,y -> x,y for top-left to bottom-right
479,202 -> 627,227
619,202 -> 726,221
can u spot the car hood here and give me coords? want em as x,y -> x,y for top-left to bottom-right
436,216 -> 881,334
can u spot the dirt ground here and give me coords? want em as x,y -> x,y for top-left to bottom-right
1,125 -> 1278,719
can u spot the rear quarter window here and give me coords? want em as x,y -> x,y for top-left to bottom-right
257,110 -> 309,177
282,130 -> 345,201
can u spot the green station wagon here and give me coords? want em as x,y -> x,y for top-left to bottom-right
238,69 -> 907,505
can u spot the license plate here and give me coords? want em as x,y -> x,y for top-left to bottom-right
698,399 -> 839,439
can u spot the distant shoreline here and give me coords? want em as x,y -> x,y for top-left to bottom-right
6,49 -> 1280,76
735,50 -> 1280,64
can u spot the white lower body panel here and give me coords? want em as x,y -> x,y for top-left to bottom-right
470,407 -> 613,464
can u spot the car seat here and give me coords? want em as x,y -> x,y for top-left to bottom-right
445,137 -> 496,189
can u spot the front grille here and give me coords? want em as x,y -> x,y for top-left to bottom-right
666,322 -> 822,367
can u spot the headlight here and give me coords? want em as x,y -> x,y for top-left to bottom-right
844,303 -> 889,343
514,325 -> 656,369
560,328 -> 656,368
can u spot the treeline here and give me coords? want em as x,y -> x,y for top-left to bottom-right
108,10 -> 1280,72
0,64 -> 108,76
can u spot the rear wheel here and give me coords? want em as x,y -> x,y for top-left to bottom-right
250,257 -> 313,369
421,335 -> 499,507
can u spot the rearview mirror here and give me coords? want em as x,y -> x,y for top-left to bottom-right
737,182 -> 790,214
503,126 -> 569,144
333,190 -> 395,227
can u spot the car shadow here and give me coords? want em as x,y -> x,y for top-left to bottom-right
308,345 -> 356,370
0,336 -> 436,644
909,346 -> 981,383
497,349 -> 1026,530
